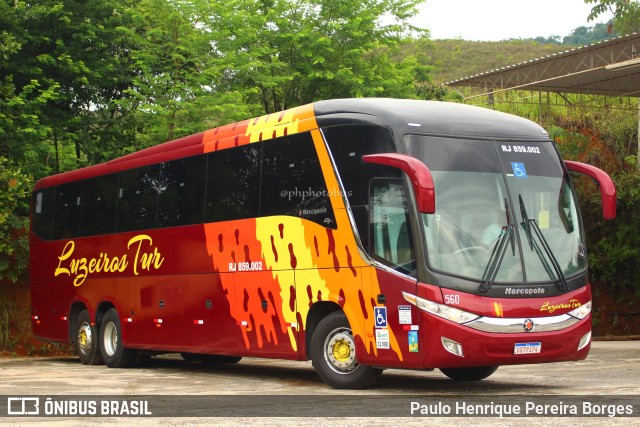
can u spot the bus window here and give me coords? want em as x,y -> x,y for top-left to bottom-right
322,124 -> 398,247
369,178 -> 416,275
32,186 -> 56,240
261,133 -> 336,228
80,174 -> 118,237
205,144 -> 261,223
53,182 -> 81,240
158,155 -> 206,228
116,165 -> 160,232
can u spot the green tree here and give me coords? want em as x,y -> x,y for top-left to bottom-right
614,1 -> 640,32
0,158 -> 31,283
0,0 -> 140,173
562,23 -> 617,45
585,0 -> 640,33
208,0 -> 427,113
0,0 -> 143,285
117,0 -> 256,150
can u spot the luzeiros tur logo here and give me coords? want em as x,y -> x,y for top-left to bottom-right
6,397 -> 152,416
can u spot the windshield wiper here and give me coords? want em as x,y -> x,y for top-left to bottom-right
518,195 -> 569,291
479,198 -> 515,294
519,194 -> 534,250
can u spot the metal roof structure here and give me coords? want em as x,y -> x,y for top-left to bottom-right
445,32 -> 640,101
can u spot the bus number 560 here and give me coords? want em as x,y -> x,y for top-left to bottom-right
444,294 -> 460,305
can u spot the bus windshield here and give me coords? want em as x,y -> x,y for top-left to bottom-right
406,135 -> 586,286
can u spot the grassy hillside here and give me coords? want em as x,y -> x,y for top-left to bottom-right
404,38 -> 578,83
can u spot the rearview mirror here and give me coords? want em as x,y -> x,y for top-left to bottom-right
362,153 -> 435,214
565,160 -> 616,220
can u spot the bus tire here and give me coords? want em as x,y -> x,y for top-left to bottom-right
439,366 -> 499,381
74,310 -> 102,365
311,311 -> 381,389
99,308 -> 138,368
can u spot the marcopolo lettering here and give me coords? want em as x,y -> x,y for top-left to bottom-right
504,287 -> 545,296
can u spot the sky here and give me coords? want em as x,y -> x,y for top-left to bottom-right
414,0 -> 614,41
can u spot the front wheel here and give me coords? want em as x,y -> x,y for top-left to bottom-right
310,311 -> 381,389
99,308 -> 138,368
74,310 -> 102,365
439,366 -> 499,381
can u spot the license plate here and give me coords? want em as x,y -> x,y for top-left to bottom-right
514,342 -> 541,355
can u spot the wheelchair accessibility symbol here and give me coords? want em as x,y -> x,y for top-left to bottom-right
374,307 -> 387,328
511,162 -> 528,178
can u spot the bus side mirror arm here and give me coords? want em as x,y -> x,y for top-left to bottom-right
362,153 -> 436,214
565,160 -> 617,220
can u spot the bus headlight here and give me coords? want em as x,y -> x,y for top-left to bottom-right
402,291 -> 479,324
568,301 -> 592,320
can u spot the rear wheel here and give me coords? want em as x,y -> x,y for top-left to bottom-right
439,366 -> 499,381
74,310 -> 102,365
311,311 -> 381,389
99,308 -> 138,368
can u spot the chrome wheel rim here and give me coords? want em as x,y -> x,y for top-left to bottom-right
77,322 -> 93,355
103,321 -> 118,357
324,327 -> 358,374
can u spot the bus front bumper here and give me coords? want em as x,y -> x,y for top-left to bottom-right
420,314 -> 592,369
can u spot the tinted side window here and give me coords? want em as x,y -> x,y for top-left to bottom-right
323,125 -> 397,206
80,174 -> 118,236
323,124 -> 399,246
117,165 -> 159,232
205,144 -> 261,222
158,155 -> 206,228
261,133 -> 336,228
53,182 -> 81,239
370,178 -> 416,275
32,187 -> 56,240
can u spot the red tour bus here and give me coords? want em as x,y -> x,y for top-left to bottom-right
30,99 -> 616,389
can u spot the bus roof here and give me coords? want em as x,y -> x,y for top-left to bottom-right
313,98 -> 548,140
34,99 -> 549,190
